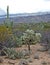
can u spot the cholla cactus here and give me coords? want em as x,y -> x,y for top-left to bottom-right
25,29 -> 35,35
21,29 -> 41,52
35,33 -> 42,42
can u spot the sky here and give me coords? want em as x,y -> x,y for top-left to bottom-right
0,0 -> 50,14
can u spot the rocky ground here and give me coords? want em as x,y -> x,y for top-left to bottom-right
0,43 -> 50,65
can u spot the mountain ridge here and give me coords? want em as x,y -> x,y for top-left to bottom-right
0,12 -> 50,17
0,12 -> 50,23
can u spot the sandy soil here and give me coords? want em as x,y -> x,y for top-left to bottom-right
0,43 -> 50,65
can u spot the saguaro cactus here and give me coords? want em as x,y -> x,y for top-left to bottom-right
7,6 -> 9,19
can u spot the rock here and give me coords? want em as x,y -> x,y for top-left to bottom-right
24,56 -> 30,59
0,58 -> 3,63
41,61 -> 47,65
22,49 -> 30,56
37,47 -> 48,52
48,62 -> 50,65
48,49 -> 50,54
27,58 -> 33,63
34,53 -> 39,59
18,59 -> 28,65
8,60 -> 15,65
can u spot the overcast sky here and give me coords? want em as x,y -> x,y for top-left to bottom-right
0,0 -> 50,14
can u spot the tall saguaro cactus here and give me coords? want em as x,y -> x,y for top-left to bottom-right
7,6 -> 9,19
4,6 -> 10,28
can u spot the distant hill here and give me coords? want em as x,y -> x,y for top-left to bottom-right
0,12 -> 50,23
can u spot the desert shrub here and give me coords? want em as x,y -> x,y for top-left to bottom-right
3,47 -> 24,59
3,47 -> 17,59
4,34 -> 22,48
4,34 -> 14,48
41,37 -> 50,51
13,36 -> 23,47
1,21 -> 15,48
0,25 -> 11,49
2,47 -> 31,59
0,25 -> 12,45
0,24 -> 22,48
0,25 -> 8,43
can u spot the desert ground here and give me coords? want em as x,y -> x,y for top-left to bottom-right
0,43 -> 50,65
